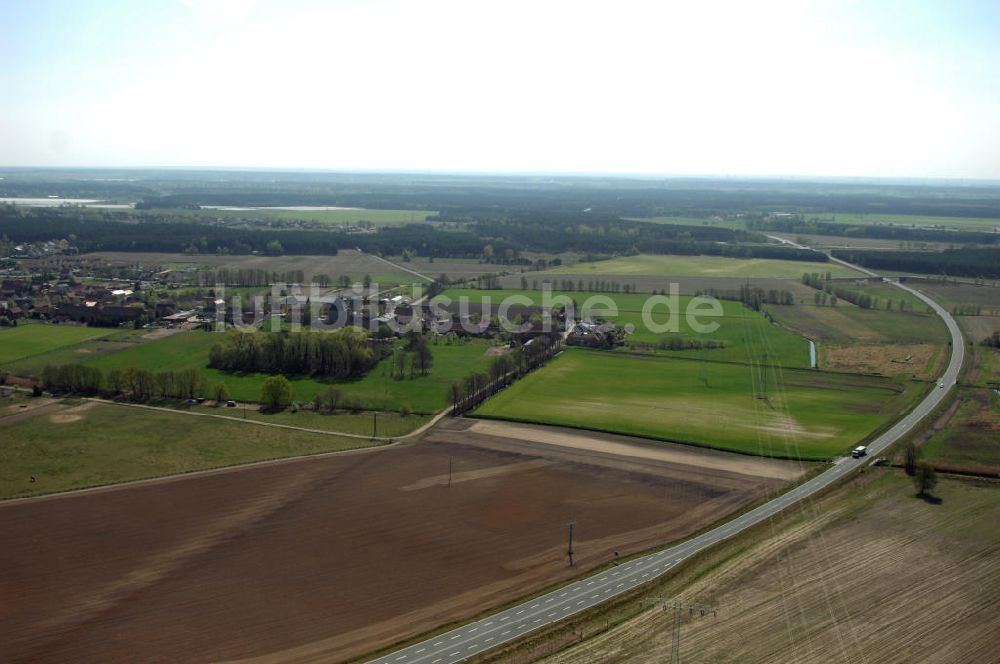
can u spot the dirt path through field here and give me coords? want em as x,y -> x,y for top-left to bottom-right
468,420 -> 805,481
0,398 -> 66,428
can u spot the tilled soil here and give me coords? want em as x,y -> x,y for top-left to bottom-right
0,419 -> 793,663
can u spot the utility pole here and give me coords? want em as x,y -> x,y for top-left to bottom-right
372,411 -> 377,438
567,521 -> 575,566
641,597 -> 716,664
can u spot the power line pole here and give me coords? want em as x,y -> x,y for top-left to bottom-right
567,521 -> 575,566
641,597 -> 717,664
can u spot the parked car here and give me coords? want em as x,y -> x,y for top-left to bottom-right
226,400 -> 237,407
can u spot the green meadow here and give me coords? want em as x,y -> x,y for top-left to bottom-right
473,349 -> 923,460
81,330 -> 494,413
0,323 -> 111,366
439,287 -> 810,367
818,212 -> 1000,232
0,403 -> 381,499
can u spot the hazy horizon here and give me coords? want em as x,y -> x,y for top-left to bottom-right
3,0 -> 999,179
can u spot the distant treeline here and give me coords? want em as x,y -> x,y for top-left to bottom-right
116,177 -> 1000,219
1,205 -> 830,264
0,207 -> 345,255
208,328 -> 387,379
751,217 -> 1000,245
831,247 -> 1000,279
5,169 -> 1000,219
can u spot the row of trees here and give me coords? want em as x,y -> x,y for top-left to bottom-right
697,285 -> 795,310
208,328 -> 387,379
983,330 -> 1000,348
801,272 -> 835,288
658,335 -> 726,351
801,273 -> 880,309
449,333 -> 562,414
41,363 -> 230,403
519,277 -> 643,294
195,268 -> 307,287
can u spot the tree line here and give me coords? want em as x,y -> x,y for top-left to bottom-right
41,363 -> 228,403
449,333 -> 562,415
697,285 -> 794,310
801,272 -> 885,310
1,205 -> 831,265
831,247 -> 1000,279
195,268 -> 307,287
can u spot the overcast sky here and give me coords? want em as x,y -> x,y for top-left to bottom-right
2,0 -> 999,179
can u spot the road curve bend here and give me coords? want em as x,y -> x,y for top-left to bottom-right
368,265 -> 964,664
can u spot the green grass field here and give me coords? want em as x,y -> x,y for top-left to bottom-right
473,349 -> 923,460
624,216 -> 744,229
81,331 -> 495,413
82,250 -> 425,289
183,403 -> 429,436
0,327 -> 155,376
0,402 -> 382,499
440,287 -> 810,366
817,212 -> 1000,232
768,302 -> 948,345
921,389 -> 1000,469
534,254 -> 861,279
0,323 -> 110,366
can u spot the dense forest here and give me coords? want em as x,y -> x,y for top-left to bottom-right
831,247 -> 1000,279
207,328 -> 387,379
0,205 -> 829,263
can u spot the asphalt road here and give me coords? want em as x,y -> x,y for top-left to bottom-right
368,267 -> 964,664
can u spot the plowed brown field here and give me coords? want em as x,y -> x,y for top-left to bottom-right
540,474 -> 1000,664
0,419 -> 801,663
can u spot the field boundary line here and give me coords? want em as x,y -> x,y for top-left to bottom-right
362,251 -> 432,282
88,397 -> 450,441
0,403 -> 462,507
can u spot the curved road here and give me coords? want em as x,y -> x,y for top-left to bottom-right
368,265 -> 964,664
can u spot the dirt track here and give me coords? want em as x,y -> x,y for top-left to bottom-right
0,419 -> 800,663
